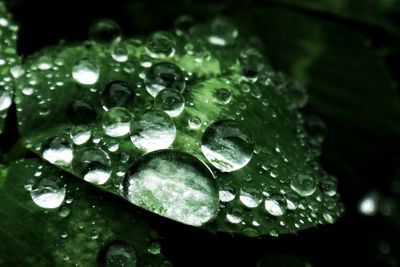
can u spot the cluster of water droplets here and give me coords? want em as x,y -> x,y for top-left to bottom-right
15,16 -> 341,234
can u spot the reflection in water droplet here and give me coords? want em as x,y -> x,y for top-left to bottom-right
123,150 -> 219,226
226,206 -> 244,224
102,107 -> 132,138
154,89 -> 185,117
101,81 -> 135,111
72,148 -> 112,185
264,195 -> 286,216
290,174 -> 316,197
144,62 -> 185,97
111,43 -> 129,62
219,184 -> 236,202
130,110 -> 176,152
41,137 -> 73,166
98,241 -> 137,267
30,172 -> 66,209
72,59 -> 99,85
201,120 -> 254,172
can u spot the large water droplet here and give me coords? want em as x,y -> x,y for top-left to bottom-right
98,241 -> 137,267
144,62 -> 185,97
72,59 -> 100,85
72,148 -> 112,185
201,120 -> 254,172
290,174 -> 316,197
264,195 -> 286,216
102,107 -> 132,138
154,89 -> 185,117
123,150 -> 219,226
101,81 -> 135,111
207,17 -> 238,46
89,19 -> 122,44
30,171 -> 66,209
0,86 -> 12,111
70,125 -> 91,145
130,110 -> 176,152
145,32 -> 175,58
41,137 -> 73,166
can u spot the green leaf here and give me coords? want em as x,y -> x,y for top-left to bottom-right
15,19 -> 342,237
0,2 -> 18,134
0,159 -> 171,267
249,6 -> 400,184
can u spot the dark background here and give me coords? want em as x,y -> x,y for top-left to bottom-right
2,0 -> 400,266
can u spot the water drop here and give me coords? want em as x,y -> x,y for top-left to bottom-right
70,125 -> 91,145
124,150 -> 219,226
214,88 -> 231,104
147,243 -> 161,255
130,110 -> 176,152
66,100 -> 97,124
290,174 -> 316,197
208,17 -> 238,46
239,188 -> 262,208
145,32 -> 175,58
59,205 -> 71,218
0,86 -> 12,111
201,120 -> 254,172
102,107 -> 132,138
320,175 -> 337,196
358,192 -> 378,216
219,184 -> 236,202
72,59 -> 99,85
144,62 -> 185,97
226,206 -> 244,224
72,148 -> 112,185
101,81 -> 135,111
41,137 -> 73,166
239,48 -> 265,81
188,117 -> 201,129
22,87 -> 34,96
89,19 -> 121,43
264,195 -> 286,216
154,89 -> 185,117
30,172 -> 66,209
98,241 -> 137,267
111,43 -> 129,62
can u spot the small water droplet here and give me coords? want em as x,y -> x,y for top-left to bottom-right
320,175 -> 337,196
214,88 -> 231,104
41,137 -> 73,166
67,100 -> 97,124
144,62 -> 185,97
290,174 -> 316,197
111,43 -> 129,62
72,148 -> 112,185
239,188 -> 262,208
102,107 -> 132,138
154,89 -> 185,117
22,87 -> 34,96
123,150 -> 218,226
188,117 -> 201,129
70,125 -> 91,145
130,110 -> 176,152
226,206 -> 244,224
147,243 -> 161,255
201,120 -> 254,172
219,184 -> 236,202
145,32 -> 175,58
72,59 -> 100,85
264,195 -> 286,216
59,205 -> 71,218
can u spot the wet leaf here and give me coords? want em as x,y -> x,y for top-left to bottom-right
0,2 -> 18,133
0,159 -> 171,267
15,19 -> 342,237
